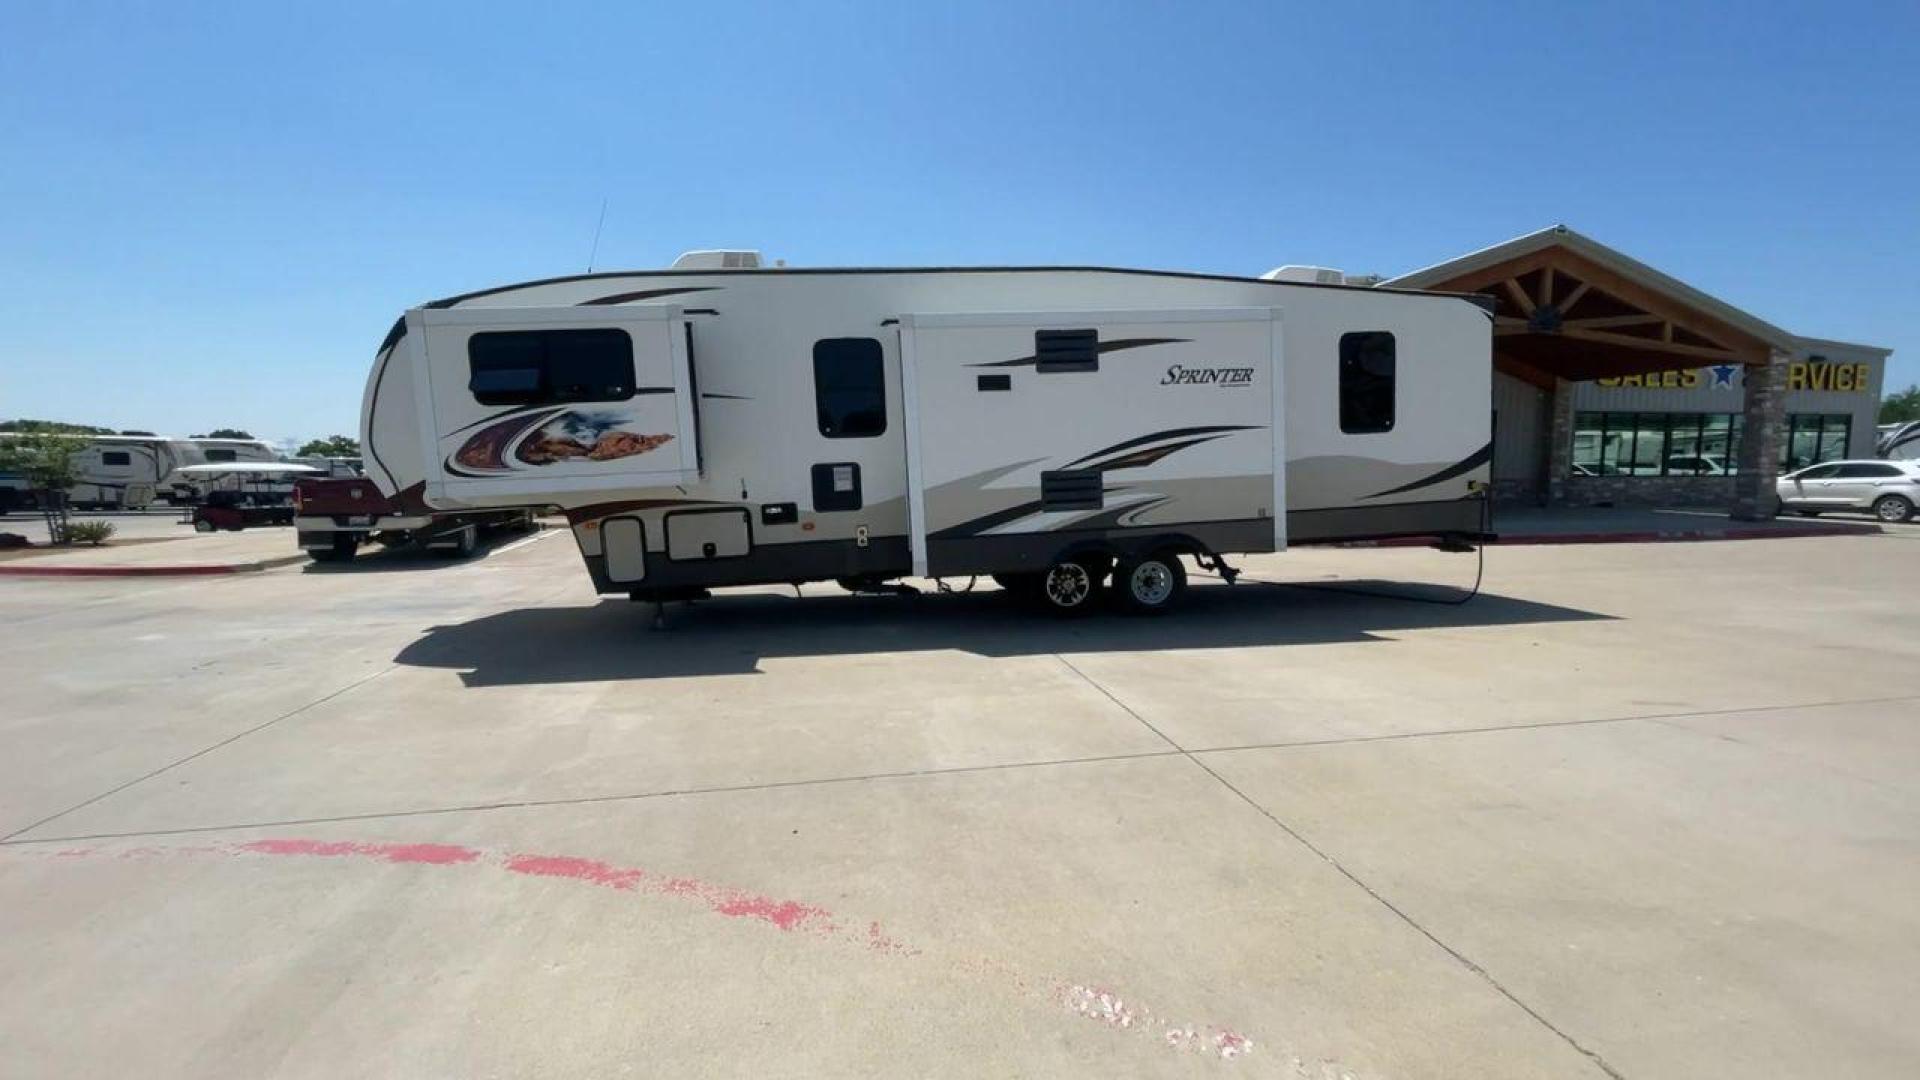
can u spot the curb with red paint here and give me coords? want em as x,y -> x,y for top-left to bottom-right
1345,522 -> 1881,548
0,553 -> 308,578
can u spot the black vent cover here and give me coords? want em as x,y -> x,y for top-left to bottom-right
1040,469 -> 1103,511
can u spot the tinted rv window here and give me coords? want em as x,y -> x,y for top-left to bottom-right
813,338 -> 886,438
204,448 -> 237,462
468,328 -> 636,406
1036,329 -> 1098,373
1339,331 -> 1396,434
101,451 -> 131,466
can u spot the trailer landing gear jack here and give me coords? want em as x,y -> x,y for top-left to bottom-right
1194,551 -> 1241,584
630,588 -> 712,630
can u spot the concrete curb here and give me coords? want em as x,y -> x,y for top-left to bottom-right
0,552 -> 309,578
1350,522 -> 1882,548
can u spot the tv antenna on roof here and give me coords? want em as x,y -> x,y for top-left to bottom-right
585,196 -> 608,272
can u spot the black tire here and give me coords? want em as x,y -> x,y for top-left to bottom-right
1873,494 -> 1914,523
1113,551 -> 1188,614
311,534 -> 358,562
436,526 -> 478,559
1037,559 -> 1102,616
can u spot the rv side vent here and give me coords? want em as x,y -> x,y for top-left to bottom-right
1035,329 -> 1098,373
1040,469 -> 1103,511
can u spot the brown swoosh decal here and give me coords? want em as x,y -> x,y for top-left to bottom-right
578,286 -> 720,306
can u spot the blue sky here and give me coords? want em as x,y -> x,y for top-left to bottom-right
2,1 -> 1915,444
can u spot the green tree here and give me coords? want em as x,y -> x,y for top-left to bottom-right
119,429 -> 157,436
296,435 -> 361,457
0,431 -> 86,542
1881,385 -> 1920,425
0,418 -> 113,435
194,428 -> 255,440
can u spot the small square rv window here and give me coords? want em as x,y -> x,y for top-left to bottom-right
101,451 -> 131,466
1339,331 -> 1396,434
1036,329 -> 1099,373
468,328 -> 636,406
204,448 -> 237,462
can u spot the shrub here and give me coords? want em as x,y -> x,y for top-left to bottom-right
66,520 -> 116,546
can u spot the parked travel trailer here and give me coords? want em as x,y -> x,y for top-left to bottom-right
1879,421 -> 1920,461
0,434 -> 284,510
361,256 -> 1493,613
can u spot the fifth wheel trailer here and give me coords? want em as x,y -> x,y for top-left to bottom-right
360,259 -> 1493,613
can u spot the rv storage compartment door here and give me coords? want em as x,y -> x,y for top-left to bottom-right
898,308 -> 1284,578
415,304 -> 701,505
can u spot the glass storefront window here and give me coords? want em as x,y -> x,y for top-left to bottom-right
1626,413 -> 1668,475
1820,416 -> 1851,462
1572,413 -> 1605,475
1780,414 -> 1853,470
1568,412 -> 1745,478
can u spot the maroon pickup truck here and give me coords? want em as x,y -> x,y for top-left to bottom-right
292,478 -> 536,562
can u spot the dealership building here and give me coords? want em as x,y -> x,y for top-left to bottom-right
1386,226 -> 1892,517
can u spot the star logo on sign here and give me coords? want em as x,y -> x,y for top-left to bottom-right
1710,364 -> 1739,388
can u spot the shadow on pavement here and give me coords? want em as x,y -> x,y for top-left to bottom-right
393,581 -> 1612,686
298,529 -> 544,574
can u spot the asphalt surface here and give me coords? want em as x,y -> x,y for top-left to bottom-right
1,529 -> 1916,1078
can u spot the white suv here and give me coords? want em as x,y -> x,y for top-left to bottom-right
1776,460 -> 1920,522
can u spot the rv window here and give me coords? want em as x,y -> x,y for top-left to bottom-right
813,338 -> 886,438
204,448 -> 237,462
1035,329 -> 1098,373
101,451 -> 131,467
468,328 -> 636,406
1339,331 -> 1396,434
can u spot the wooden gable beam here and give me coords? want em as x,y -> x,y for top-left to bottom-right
1559,327 -> 1739,361
1501,277 -> 1536,316
1558,281 -> 1591,317
1494,352 -> 1556,391
1420,247 -> 1774,362
1562,314 -> 1663,330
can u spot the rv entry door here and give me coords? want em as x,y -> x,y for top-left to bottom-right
414,304 -> 702,505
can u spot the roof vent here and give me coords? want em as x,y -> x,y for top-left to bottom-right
1260,265 -> 1345,285
670,249 -> 763,271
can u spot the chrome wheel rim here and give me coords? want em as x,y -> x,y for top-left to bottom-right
1130,561 -> 1173,605
1044,563 -> 1091,607
1879,498 -> 1907,521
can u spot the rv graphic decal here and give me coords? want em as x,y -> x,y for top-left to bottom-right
447,407 -> 673,477
967,337 -> 1189,368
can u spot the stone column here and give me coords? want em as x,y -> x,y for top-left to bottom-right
1731,355 -> 1787,520
1545,377 -> 1575,506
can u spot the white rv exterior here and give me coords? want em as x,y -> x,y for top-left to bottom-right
361,264 -> 1491,608
0,434 -> 284,509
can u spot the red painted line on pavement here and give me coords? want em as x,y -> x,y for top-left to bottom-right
18,838 -> 1270,1065
500,851 -> 831,932
240,838 -> 481,865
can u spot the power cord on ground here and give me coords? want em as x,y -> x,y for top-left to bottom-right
1209,495 -> 1491,607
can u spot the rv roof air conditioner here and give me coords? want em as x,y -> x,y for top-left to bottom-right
1260,265 -> 1345,285
670,250 -> 764,270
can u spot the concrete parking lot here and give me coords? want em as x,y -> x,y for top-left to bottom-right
2,528 -> 1916,1078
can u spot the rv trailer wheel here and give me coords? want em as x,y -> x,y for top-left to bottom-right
1115,552 -> 1187,614
1039,560 -> 1099,615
